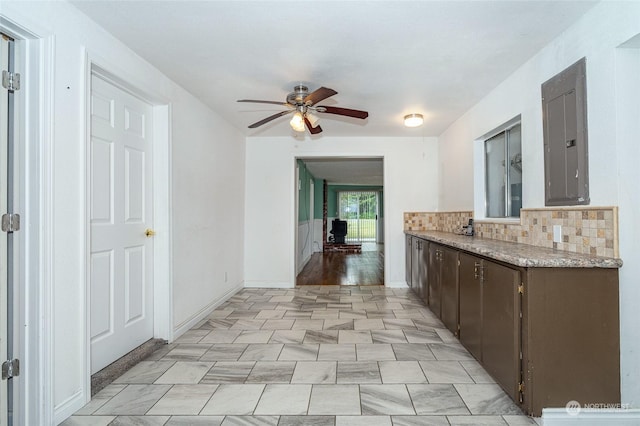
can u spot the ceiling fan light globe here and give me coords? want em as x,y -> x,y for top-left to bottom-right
290,112 -> 305,132
404,113 -> 424,127
306,112 -> 320,127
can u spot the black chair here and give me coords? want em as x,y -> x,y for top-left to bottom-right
330,219 -> 347,244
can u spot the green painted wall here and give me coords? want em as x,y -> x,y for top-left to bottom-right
312,180 -> 384,219
297,160 -> 316,223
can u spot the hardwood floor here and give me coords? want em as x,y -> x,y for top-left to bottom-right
296,243 -> 384,286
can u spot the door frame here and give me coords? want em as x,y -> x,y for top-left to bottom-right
291,154 -> 386,287
1,32 -> 10,426
83,55 -> 173,402
0,15 -> 54,425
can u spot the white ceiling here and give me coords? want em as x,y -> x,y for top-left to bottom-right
302,158 -> 384,186
72,0 -> 597,139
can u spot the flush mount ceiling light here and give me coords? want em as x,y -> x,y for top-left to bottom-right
404,113 -> 424,128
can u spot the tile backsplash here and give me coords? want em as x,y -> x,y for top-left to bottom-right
404,211 -> 472,233
404,207 -> 619,258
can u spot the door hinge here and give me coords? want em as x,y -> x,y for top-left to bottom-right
2,359 -> 20,380
518,381 -> 525,393
518,284 -> 524,294
1,213 -> 20,232
2,70 -> 20,91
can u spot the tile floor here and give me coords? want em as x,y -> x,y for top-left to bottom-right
64,286 -> 540,426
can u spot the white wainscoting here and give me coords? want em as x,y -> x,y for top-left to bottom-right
313,219 -> 324,252
297,220 -> 313,274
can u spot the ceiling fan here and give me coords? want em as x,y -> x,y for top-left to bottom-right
237,85 -> 369,134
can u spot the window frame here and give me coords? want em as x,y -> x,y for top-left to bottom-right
482,119 -> 522,219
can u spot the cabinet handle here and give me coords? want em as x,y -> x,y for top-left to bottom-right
474,262 -> 481,279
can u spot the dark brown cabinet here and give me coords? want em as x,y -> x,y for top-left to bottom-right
456,250 -> 620,415
522,267 -> 619,416
480,260 -> 520,403
459,253 -> 520,400
405,235 -> 412,288
410,236 -> 420,296
429,244 -> 459,334
404,232 -> 620,416
427,244 -> 442,316
458,252 -> 483,361
440,246 -> 459,336
408,236 -> 428,302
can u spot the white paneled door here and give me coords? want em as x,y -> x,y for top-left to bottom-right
90,75 -> 154,374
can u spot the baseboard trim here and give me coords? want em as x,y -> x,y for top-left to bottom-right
385,280 -> 409,288
91,338 -> 166,396
296,252 -> 312,275
53,390 -> 85,425
172,283 -> 243,339
543,408 -> 640,425
244,281 -> 294,289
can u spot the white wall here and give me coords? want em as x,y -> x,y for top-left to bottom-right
171,92 -> 246,333
1,1 -> 246,422
438,1 -> 640,407
244,136 -> 438,288
615,40 -> 640,411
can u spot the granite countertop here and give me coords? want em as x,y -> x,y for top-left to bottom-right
405,230 -> 623,268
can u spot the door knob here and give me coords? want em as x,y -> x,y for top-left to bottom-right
145,229 -> 156,237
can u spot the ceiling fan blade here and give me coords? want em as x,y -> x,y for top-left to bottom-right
303,87 -> 337,105
318,106 -> 369,119
248,110 -> 293,128
238,99 -> 290,106
304,117 -> 323,135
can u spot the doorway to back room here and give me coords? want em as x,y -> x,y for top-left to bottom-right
295,157 -> 384,286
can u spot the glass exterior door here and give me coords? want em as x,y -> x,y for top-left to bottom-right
338,191 -> 378,242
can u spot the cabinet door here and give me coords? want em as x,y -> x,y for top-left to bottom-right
411,238 -> 421,295
440,246 -> 459,336
459,252 -> 482,360
419,240 -> 429,304
405,235 -> 412,288
482,261 -> 520,401
428,244 -> 442,317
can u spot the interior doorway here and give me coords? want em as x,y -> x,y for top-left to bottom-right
88,73 -> 155,374
84,61 -> 173,405
295,157 -> 384,286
